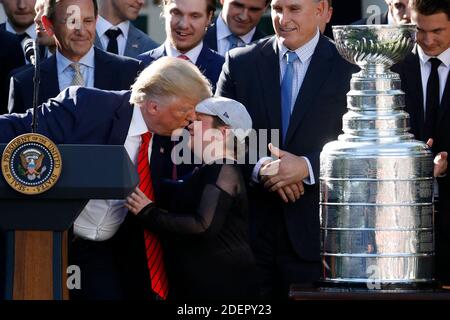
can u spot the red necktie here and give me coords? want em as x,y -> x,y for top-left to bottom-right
137,132 -> 169,300
177,54 -> 190,62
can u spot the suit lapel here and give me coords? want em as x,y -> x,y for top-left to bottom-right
124,25 -> 140,57
284,36 -> 334,146
93,48 -> 112,89
149,135 -> 171,199
94,32 -> 104,50
437,68 -> 450,128
257,37 -> 281,131
40,56 -> 60,100
196,45 -> 210,70
403,49 -> 425,139
204,23 -> 218,51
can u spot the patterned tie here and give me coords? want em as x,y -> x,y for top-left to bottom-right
281,51 -> 299,143
105,28 -> 122,55
423,57 -> 441,141
138,132 -> 169,300
70,63 -> 84,86
227,34 -> 242,50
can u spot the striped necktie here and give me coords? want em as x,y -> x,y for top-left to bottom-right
138,132 -> 169,300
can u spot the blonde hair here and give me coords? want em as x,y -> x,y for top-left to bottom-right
130,57 -> 212,106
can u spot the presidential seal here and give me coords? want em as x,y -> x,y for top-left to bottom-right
1,133 -> 62,195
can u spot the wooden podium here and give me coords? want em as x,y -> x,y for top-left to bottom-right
0,145 -> 138,300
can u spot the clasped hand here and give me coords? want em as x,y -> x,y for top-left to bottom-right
259,143 -> 309,203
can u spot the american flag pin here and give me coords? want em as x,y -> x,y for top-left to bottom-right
132,44 -> 139,48
160,147 -> 164,154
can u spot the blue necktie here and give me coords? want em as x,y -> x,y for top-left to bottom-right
227,34 -> 242,50
281,51 -> 299,143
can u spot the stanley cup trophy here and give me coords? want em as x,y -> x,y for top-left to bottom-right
319,25 -> 436,290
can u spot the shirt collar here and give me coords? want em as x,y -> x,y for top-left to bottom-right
6,20 -> 37,39
97,15 -> 130,41
418,45 -> 450,68
164,40 -> 203,64
277,28 -> 320,63
128,105 -> 149,137
387,10 -> 395,25
56,46 -> 95,71
216,14 -> 256,44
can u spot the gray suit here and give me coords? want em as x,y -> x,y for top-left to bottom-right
95,23 -> 158,58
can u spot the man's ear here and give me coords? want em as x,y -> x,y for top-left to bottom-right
316,0 -> 325,17
42,15 -> 55,37
145,100 -> 159,115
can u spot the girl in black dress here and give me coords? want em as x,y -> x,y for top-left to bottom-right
126,97 -> 257,300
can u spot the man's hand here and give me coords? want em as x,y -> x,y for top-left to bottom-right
125,187 -> 153,215
261,143 -> 309,191
276,182 -> 305,203
427,139 -> 448,177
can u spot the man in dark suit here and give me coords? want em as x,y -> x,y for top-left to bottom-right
204,0 -> 269,56
392,0 -> 450,286
0,57 -> 213,299
138,0 -> 224,90
216,0 -> 357,298
0,0 -> 39,63
95,0 -> 159,58
0,0 -> 36,36
353,0 -> 410,25
8,0 -> 142,114
0,30 -> 23,114
138,0 -> 223,183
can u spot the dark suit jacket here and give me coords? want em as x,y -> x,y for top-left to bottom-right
0,86 -> 172,298
8,47 -> 143,114
216,35 -> 356,261
0,30 -> 24,114
137,43 -> 225,91
392,49 -> 450,266
204,18 -> 267,52
352,11 -> 389,25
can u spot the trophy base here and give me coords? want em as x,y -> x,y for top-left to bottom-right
289,281 -> 450,300
315,280 -> 439,292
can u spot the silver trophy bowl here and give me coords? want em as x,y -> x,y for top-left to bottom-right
333,25 -> 416,77
320,25 -> 435,290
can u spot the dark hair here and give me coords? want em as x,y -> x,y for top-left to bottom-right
162,0 -> 217,16
44,0 -> 98,22
411,0 -> 450,19
326,0 -> 333,7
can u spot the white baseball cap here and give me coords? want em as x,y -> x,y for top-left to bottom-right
195,97 -> 253,142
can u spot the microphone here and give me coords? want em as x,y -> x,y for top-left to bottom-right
22,38 -> 37,65
21,38 -> 41,132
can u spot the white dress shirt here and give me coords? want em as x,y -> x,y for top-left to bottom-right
5,20 -> 37,40
164,40 -> 203,64
216,14 -> 256,56
74,105 -> 153,241
417,46 -> 450,110
251,30 -> 321,185
56,46 -> 95,91
97,16 -> 130,56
